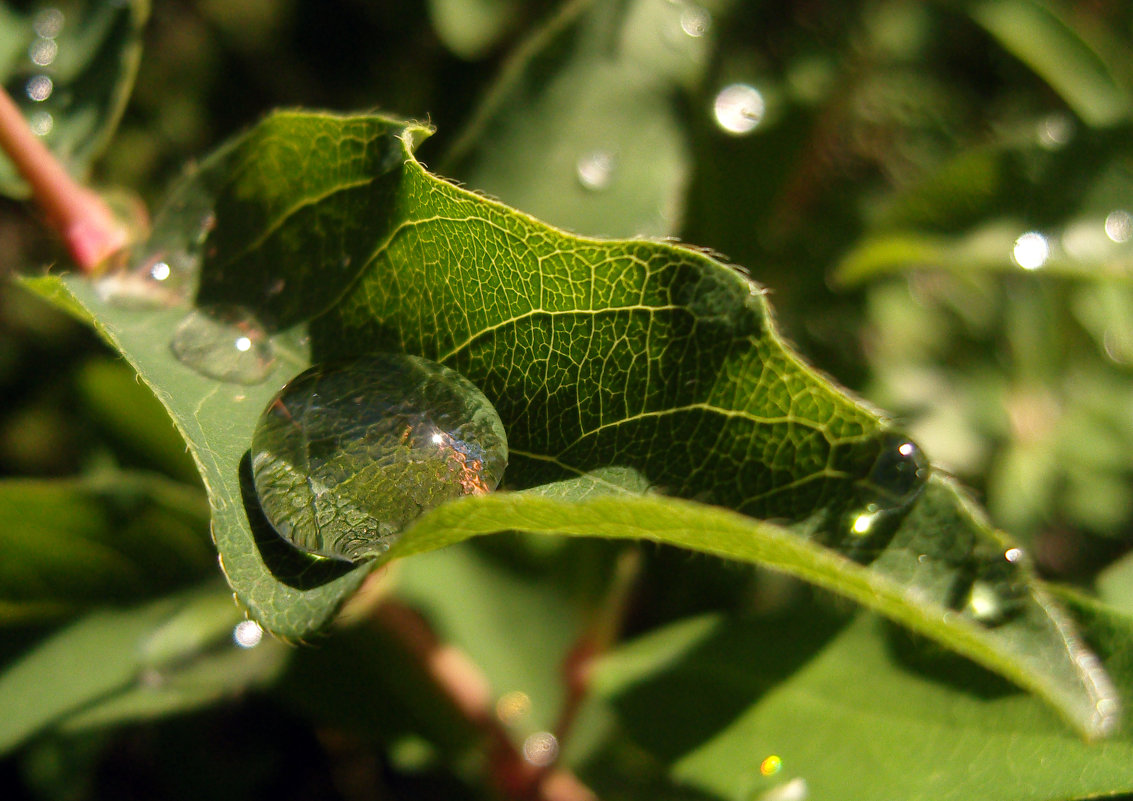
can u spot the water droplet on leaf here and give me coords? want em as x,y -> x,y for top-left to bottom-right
838,432 -> 929,560
250,354 -> 508,562
948,545 -> 1027,627
169,304 -> 275,384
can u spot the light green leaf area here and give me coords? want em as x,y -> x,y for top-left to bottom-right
0,582 -> 288,756
24,110 -> 1120,738
592,609 -> 1133,801
969,0 -> 1131,128
0,471 -> 212,624
442,0 -> 710,238
425,0 -> 520,60
0,0 -> 148,197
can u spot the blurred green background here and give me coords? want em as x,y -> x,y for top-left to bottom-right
2,0 -> 1133,799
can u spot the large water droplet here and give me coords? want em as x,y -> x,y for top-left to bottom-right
838,432 -> 929,560
250,354 -> 508,562
169,304 -> 275,384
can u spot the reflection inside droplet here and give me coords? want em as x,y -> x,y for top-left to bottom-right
1004,547 -> 1023,563
28,37 -> 58,66
680,5 -> 711,37
33,8 -> 65,39
496,690 -> 532,724
232,619 -> 263,648
713,83 -> 765,135
760,754 -> 782,776
1012,231 -> 1049,270
522,732 -> 558,766
25,75 -> 53,102
28,110 -> 53,136
150,261 -> 172,281
1104,210 -> 1133,243
169,304 -> 275,384
576,150 -> 616,191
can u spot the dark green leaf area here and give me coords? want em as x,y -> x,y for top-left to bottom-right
308,153 -> 889,527
195,113 -> 427,330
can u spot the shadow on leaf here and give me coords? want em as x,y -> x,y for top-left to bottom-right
238,451 -> 357,590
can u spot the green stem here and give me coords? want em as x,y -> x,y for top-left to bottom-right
0,85 -> 127,270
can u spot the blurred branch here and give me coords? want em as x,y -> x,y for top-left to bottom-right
0,85 -> 128,270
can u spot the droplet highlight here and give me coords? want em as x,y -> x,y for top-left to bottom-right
1013,231 -> 1050,270
250,354 -> 508,562
169,304 -> 275,384
1104,210 -> 1133,243
233,620 -> 263,648
576,150 -> 616,191
713,83 -> 765,135
522,732 -> 559,767
948,545 -> 1028,627
680,5 -> 711,37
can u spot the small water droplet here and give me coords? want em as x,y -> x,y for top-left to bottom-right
1105,210 -> 1133,243
948,545 -> 1027,627
760,754 -> 783,776
28,37 -> 57,67
576,150 -> 616,191
522,732 -> 558,766
680,5 -> 711,37
837,433 -> 929,560
28,110 -> 53,136
33,8 -> 64,39
232,619 -> 263,648
1037,112 -> 1073,149
1012,231 -> 1050,270
250,354 -> 508,561
25,74 -> 53,102
713,83 -> 765,135
496,690 -> 532,724
169,304 -> 275,384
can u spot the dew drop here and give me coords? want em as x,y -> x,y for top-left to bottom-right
713,83 -> 765,135
28,110 -> 53,137
28,37 -> 58,67
1013,231 -> 1050,270
169,304 -> 275,384
679,4 -> 711,37
522,732 -> 559,766
25,74 -> 53,102
232,619 -> 263,648
250,354 -> 508,562
948,545 -> 1027,627
576,150 -> 616,191
837,432 -> 929,560
1104,210 -> 1133,243
33,8 -> 65,39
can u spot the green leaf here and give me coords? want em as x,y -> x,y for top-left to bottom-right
968,0 -> 1131,127
24,109 -> 1119,738
0,0 -> 148,197
442,0 -> 710,238
592,609 -> 1133,801
0,582 -> 288,755
0,471 -> 212,624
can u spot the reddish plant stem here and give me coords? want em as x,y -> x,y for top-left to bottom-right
372,601 -> 597,801
0,85 -> 127,270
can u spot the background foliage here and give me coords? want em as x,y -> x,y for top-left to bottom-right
3,0 -> 1133,799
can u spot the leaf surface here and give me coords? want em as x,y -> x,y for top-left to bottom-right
24,110 -> 1121,737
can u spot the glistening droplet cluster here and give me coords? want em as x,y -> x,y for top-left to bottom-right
250,354 -> 508,562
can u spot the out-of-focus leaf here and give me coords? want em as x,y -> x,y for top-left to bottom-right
593,609 -> 1133,801
968,0 -> 1131,127
0,0 -> 148,197
0,582 -> 288,755
76,358 -> 201,484
0,471 -> 211,624
443,0 -> 712,238
23,110 -> 1121,737
426,0 -> 521,60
